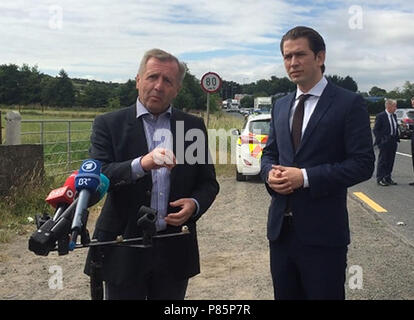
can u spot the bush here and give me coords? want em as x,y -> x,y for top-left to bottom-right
0,174 -> 58,243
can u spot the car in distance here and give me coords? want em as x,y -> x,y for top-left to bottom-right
395,108 -> 414,139
233,114 -> 271,181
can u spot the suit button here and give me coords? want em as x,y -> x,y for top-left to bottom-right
145,190 -> 151,197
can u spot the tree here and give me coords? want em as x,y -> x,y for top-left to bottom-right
80,81 -> 111,108
255,79 -> 272,96
55,69 -> 75,107
40,69 -> 75,107
221,80 -> 241,100
342,76 -> 358,92
0,64 -> 21,104
174,72 -> 205,110
240,95 -> 254,108
369,86 -> 387,97
118,79 -> 137,107
327,75 -> 358,92
19,64 -> 42,104
402,81 -> 414,99
41,77 -> 58,106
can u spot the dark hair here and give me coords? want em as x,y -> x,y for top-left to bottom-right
280,26 -> 326,73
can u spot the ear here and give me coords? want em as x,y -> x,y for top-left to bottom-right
135,75 -> 140,90
316,51 -> 326,67
176,83 -> 182,95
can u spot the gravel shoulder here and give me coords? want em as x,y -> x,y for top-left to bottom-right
0,176 -> 413,300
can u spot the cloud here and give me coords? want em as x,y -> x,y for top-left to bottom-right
0,0 -> 412,93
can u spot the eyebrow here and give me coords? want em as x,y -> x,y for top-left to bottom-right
283,50 -> 308,57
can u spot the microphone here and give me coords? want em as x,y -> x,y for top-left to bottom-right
87,173 -> 110,207
28,172 -> 109,256
69,159 -> 101,250
45,171 -> 77,222
29,199 -> 78,256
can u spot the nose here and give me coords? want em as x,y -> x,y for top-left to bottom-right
290,54 -> 299,67
154,77 -> 163,91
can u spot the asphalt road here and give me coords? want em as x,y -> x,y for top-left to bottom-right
350,138 -> 414,245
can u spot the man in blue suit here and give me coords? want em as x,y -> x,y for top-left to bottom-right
373,99 -> 399,186
410,97 -> 414,186
260,26 -> 374,300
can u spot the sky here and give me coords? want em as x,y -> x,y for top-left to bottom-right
1,0 -> 413,93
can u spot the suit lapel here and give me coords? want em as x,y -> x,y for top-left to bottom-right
280,93 -> 296,156
297,82 -> 335,154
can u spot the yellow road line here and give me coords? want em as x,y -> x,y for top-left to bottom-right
353,192 -> 387,213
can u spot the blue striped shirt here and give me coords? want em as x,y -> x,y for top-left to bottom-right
131,99 -> 173,231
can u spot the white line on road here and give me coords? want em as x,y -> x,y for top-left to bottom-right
396,152 -> 412,158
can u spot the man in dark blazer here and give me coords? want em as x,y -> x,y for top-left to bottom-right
410,97 -> 414,186
373,99 -> 399,186
84,49 -> 219,299
260,26 -> 374,300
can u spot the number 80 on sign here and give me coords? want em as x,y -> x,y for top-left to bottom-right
201,72 -> 222,93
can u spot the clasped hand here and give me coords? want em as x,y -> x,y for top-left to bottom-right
141,147 -> 176,171
267,165 -> 304,195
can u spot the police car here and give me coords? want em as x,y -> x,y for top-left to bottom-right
233,114 -> 271,181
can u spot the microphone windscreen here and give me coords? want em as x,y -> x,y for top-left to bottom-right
45,171 -> 78,208
97,173 -> 110,199
45,185 -> 75,208
87,173 -> 110,207
63,170 -> 77,189
75,159 -> 101,192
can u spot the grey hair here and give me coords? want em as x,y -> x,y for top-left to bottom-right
138,48 -> 187,85
385,99 -> 397,108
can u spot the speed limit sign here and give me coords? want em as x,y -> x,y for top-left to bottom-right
201,72 -> 222,93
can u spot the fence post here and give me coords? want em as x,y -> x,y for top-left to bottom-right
68,120 -> 71,168
5,111 -> 22,145
40,121 -> 44,145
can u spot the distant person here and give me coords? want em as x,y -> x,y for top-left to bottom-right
260,26 -> 374,300
410,97 -> 414,186
373,99 -> 400,186
84,48 -> 219,299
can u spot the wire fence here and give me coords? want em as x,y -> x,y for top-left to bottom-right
20,119 -> 93,176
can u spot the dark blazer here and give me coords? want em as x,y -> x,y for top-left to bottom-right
84,105 -> 219,286
373,111 -> 400,147
260,81 -> 375,246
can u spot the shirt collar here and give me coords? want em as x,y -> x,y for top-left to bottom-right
385,110 -> 394,117
136,97 -> 172,119
295,76 -> 328,100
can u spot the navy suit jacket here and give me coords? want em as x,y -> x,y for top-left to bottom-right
84,105 -> 219,285
260,81 -> 375,246
373,111 -> 400,147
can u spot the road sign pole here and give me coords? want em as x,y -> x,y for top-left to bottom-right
200,72 -> 222,128
206,92 -> 210,127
